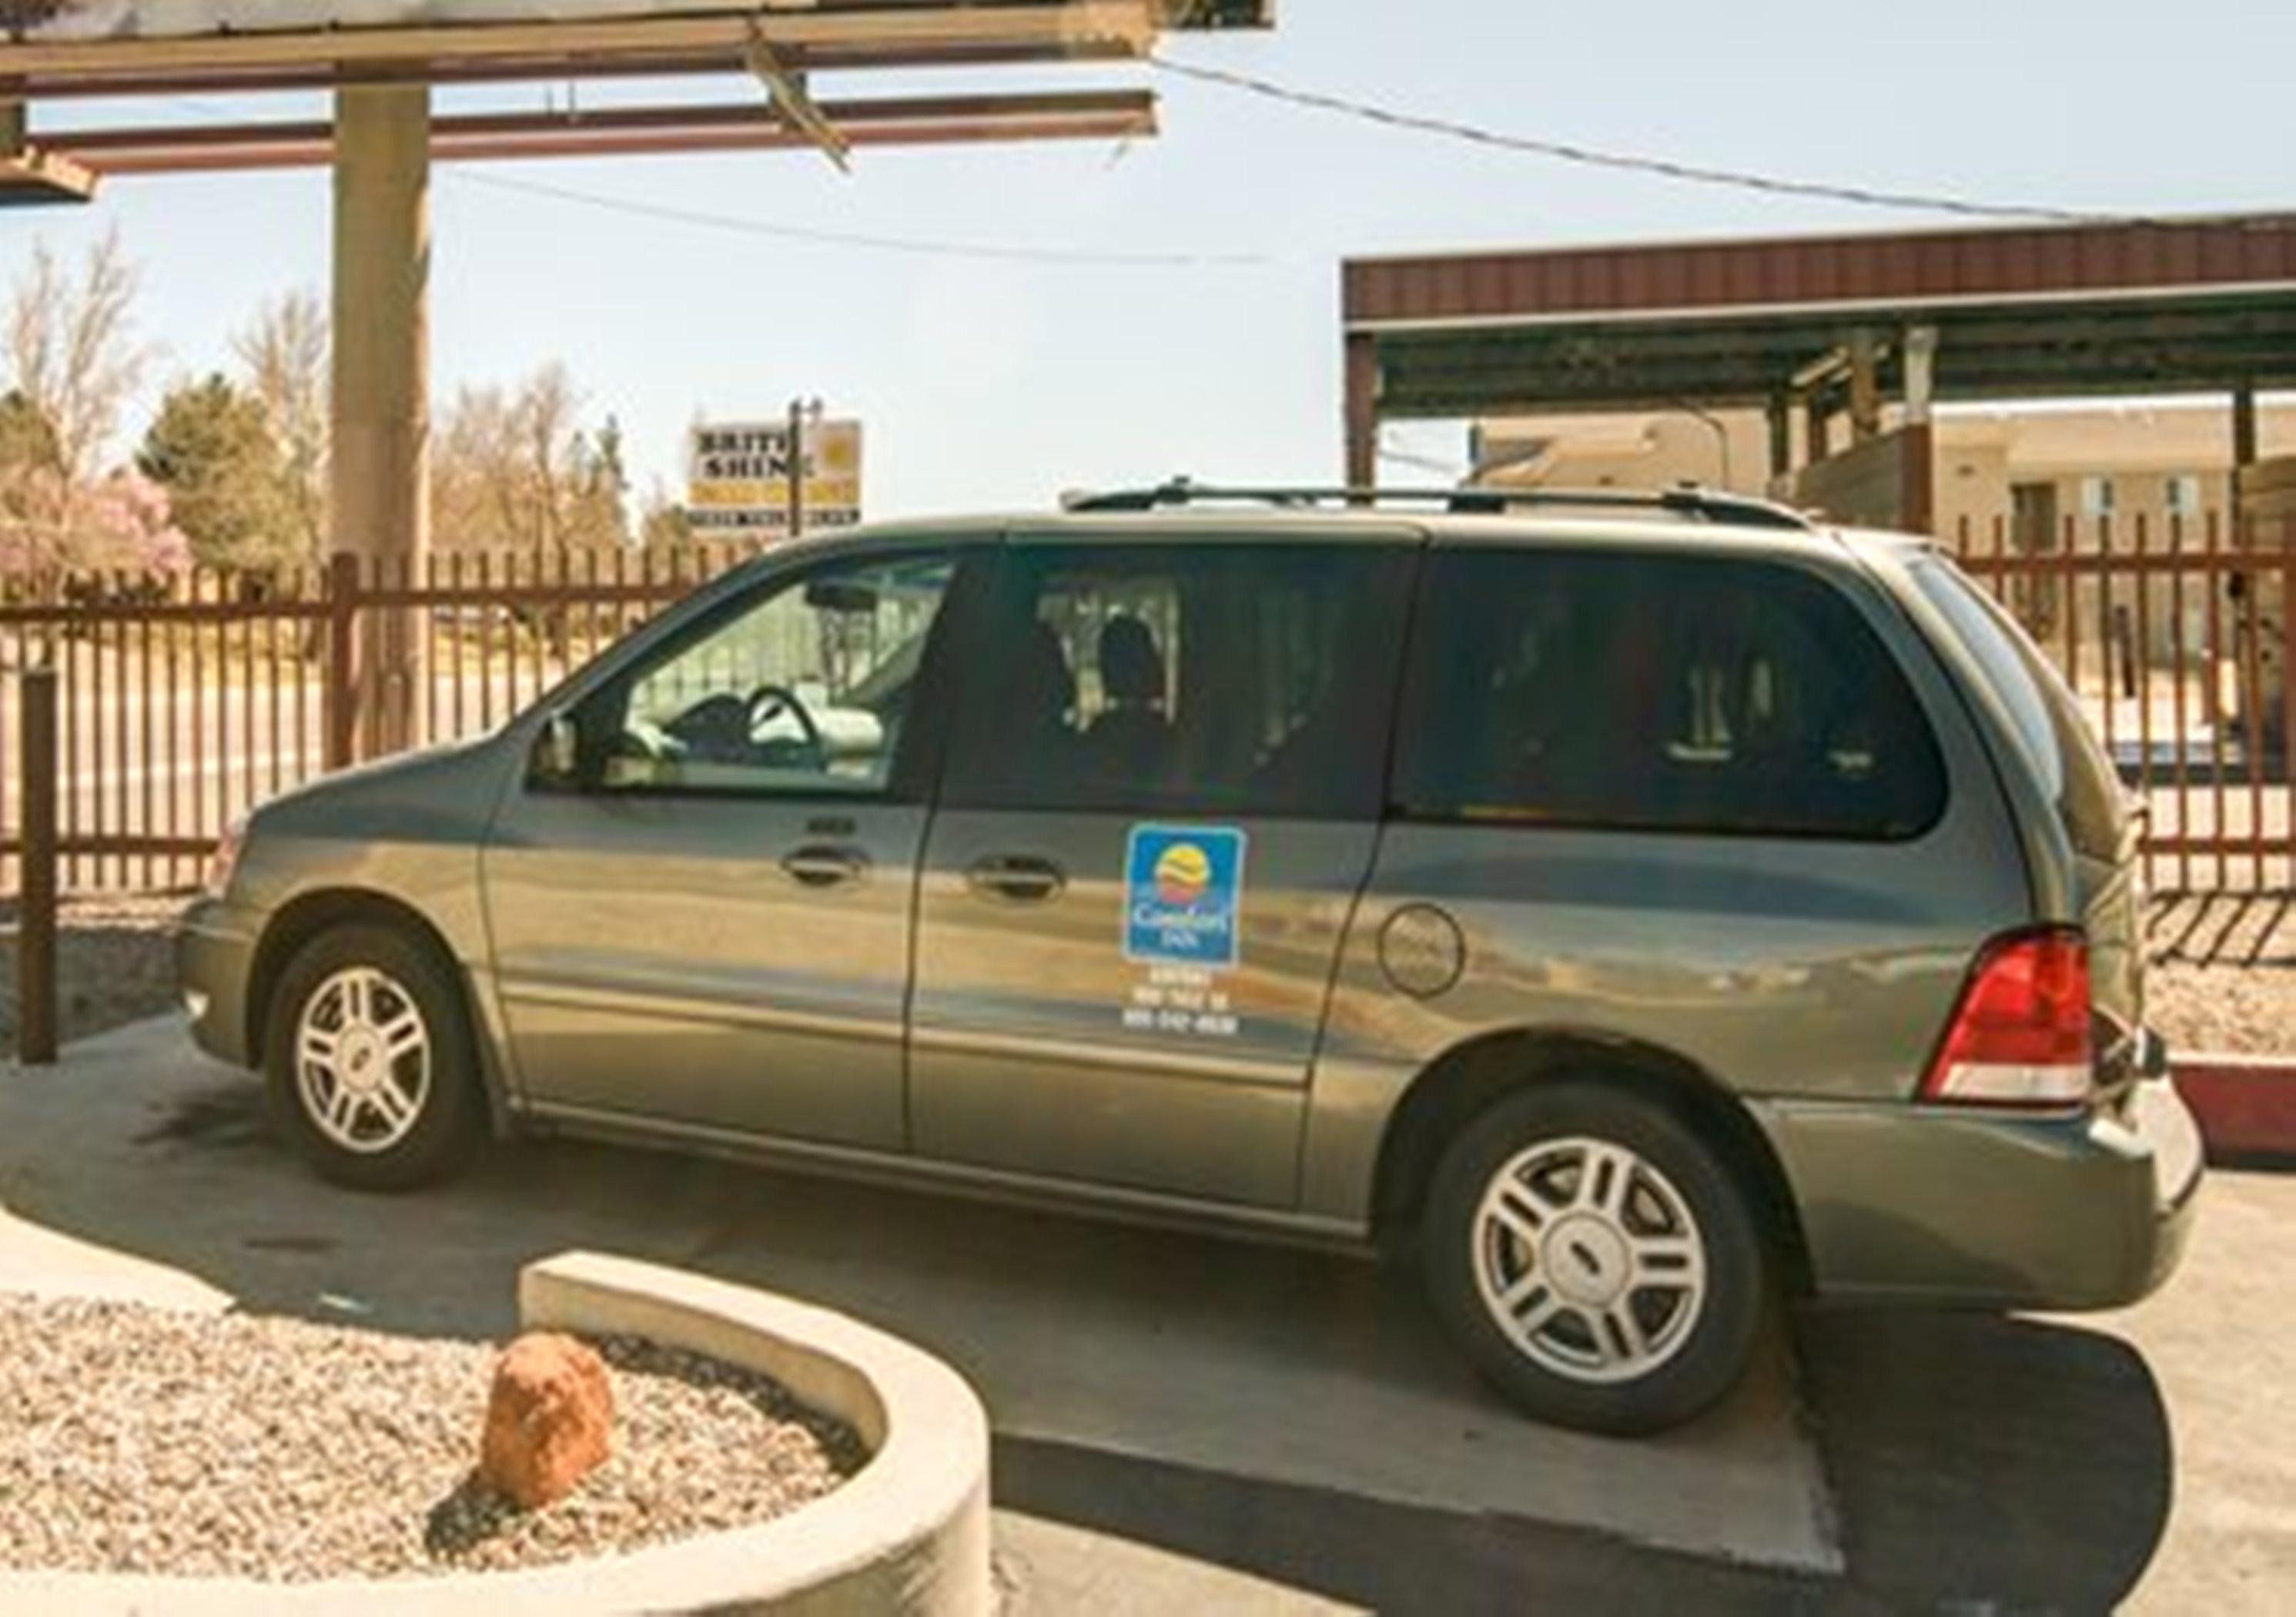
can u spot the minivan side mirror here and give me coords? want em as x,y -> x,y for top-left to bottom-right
530,710 -> 581,788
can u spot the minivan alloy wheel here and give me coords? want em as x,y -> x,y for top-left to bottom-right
1472,1136 -> 1708,1385
294,966 -> 432,1155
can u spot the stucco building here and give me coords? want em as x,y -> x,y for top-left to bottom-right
1474,400 -> 2296,533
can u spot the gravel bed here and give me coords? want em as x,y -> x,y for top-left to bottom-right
0,1297 -> 865,1582
2147,966 -> 2296,1057
2146,894 -> 2296,1056
0,894 -> 186,1047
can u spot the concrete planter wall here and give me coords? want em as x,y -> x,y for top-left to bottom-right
0,1250 -> 993,1615
2175,1056 -> 2296,1162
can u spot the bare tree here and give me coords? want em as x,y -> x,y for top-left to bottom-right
0,3 -> 75,41
5,229 -> 149,484
433,362 -> 627,554
432,362 -> 630,658
233,289 -> 330,560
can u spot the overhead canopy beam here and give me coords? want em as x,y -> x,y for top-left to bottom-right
0,97 -> 93,203
0,38 -> 1150,101
51,90 -> 1157,175
0,131 -> 96,205
0,2 -> 1168,92
744,20 -> 853,173
1360,289 -> 2296,417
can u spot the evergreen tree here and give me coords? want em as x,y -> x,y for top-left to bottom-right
136,374 -> 300,571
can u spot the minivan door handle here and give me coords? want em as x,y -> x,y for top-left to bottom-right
782,845 -> 868,888
967,854 -> 1066,902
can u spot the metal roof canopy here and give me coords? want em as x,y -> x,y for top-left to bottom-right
0,1 -> 1270,189
1343,215 -> 2296,420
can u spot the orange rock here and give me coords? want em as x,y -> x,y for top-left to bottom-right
478,1332 -> 613,1509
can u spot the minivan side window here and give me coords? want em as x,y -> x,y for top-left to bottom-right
1394,550 -> 1946,839
577,551 -> 955,798
941,541 -> 1417,819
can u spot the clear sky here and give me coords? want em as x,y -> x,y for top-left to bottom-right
5,0 -> 2294,521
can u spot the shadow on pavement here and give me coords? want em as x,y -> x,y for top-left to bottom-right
0,1040 -> 2175,1607
1798,1308 -> 2174,1613
994,1307 -> 2174,1615
994,1435 -> 1850,1614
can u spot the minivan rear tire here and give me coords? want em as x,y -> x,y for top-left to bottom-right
1421,1081 -> 1768,1435
263,922 -> 484,1192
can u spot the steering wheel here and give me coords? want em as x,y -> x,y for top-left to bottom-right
744,681 -> 828,770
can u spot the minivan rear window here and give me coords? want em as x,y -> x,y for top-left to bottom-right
1394,550 -> 1947,840
1909,556 -> 2127,862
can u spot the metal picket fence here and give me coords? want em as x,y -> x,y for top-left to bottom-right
1949,510 -> 2296,892
0,543 -> 759,894
8,514 -> 2296,897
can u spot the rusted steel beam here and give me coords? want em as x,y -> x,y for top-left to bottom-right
0,4 -> 1161,82
0,144 -> 97,205
0,38 -> 1142,101
56,91 -> 1156,175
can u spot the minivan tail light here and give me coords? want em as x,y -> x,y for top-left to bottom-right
1922,929 -> 2093,1108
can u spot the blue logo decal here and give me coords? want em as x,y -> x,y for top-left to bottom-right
1123,825 -> 1247,967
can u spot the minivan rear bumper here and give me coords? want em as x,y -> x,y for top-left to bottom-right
1755,1072 -> 2203,1310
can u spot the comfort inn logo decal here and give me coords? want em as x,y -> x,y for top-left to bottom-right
1123,825 -> 1246,969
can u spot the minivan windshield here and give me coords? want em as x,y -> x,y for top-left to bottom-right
1910,555 -> 2128,862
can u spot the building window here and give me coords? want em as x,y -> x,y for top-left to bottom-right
2164,474 -> 2204,515
2080,477 -> 2117,517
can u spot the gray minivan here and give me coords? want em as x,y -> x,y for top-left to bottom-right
176,485 -> 2201,1434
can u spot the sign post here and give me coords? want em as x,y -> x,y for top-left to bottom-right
788,396 -> 808,540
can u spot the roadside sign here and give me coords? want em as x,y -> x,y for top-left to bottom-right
688,418 -> 862,537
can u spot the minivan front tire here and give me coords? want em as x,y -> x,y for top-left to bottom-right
1421,1082 -> 1768,1435
263,922 -> 484,1192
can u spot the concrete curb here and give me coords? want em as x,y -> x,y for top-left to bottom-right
0,1250 -> 992,1615
2174,1056 -> 2296,1161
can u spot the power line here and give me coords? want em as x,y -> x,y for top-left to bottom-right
448,168 -> 1276,269
1149,55 -> 2126,226
166,90 -> 1270,269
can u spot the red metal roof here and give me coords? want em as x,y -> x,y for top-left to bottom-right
1344,215 -> 2296,329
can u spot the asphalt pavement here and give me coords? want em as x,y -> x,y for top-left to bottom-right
0,1019 -> 2288,1613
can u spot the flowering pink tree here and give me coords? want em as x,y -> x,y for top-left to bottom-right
0,461 -> 192,578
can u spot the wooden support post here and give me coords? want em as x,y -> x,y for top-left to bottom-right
1803,393 -> 1831,468
1766,390 -> 1793,493
1903,325 -> 1939,426
2234,381 -> 2260,517
2231,380 -> 2284,758
1848,328 -> 1883,443
1901,420 -> 1937,537
1344,332 -> 1378,493
16,667 -> 57,1067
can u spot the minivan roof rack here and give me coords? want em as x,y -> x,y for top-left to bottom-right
1059,479 -> 1818,531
